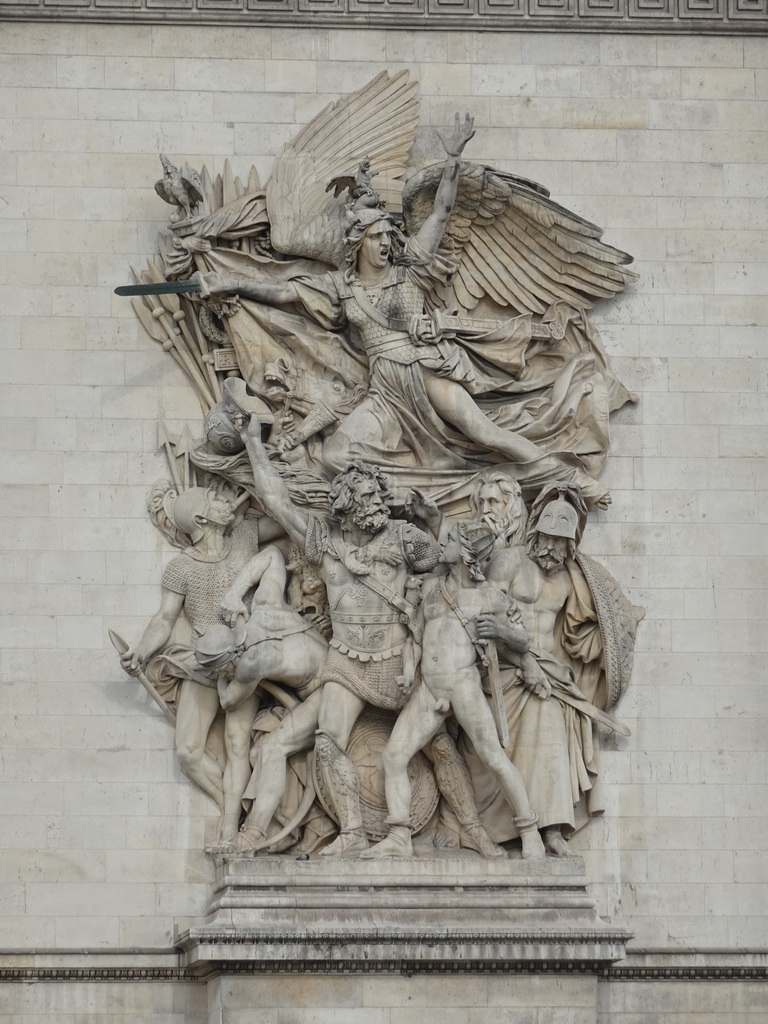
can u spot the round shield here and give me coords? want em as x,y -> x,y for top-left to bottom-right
313,706 -> 439,841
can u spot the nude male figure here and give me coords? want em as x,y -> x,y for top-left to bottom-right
363,524 -> 545,860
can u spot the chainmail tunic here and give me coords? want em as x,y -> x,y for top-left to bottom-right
323,646 -> 408,712
160,519 -> 259,636
342,270 -> 425,367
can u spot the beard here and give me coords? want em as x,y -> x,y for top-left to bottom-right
482,507 -> 526,546
534,551 -> 565,574
349,503 -> 389,534
529,535 -> 567,574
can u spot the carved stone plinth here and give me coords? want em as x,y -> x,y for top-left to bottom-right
177,853 -> 632,976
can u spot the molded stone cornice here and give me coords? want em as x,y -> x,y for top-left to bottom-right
0,0 -> 766,35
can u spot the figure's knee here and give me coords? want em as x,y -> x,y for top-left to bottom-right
315,727 -> 344,756
177,739 -> 203,773
317,690 -> 356,748
225,725 -> 251,761
260,732 -> 292,765
382,740 -> 410,776
322,431 -> 352,474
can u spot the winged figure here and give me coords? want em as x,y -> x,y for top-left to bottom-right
132,71 -> 637,513
118,74 -> 643,860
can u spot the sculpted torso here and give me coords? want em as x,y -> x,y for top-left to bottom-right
488,547 -> 570,655
342,270 -> 424,358
236,600 -> 328,691
322,550 -> 411,655
421,579 -> 510,677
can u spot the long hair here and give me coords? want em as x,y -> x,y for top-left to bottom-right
328,460 -> 394,520
469,469 -> 527,546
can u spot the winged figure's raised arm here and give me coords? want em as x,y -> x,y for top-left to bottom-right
403,162 -> 637,315
414,113 -> 475,256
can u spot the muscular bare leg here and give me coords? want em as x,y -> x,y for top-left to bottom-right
175,679 -> 224,811
543,825 -> 579,858
423,372 -> 610,509
233,690 -> 323,852
361,684 -> 446,859
218,691 -> 260,845
450,681 -> 545,860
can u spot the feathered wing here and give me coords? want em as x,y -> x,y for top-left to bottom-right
266,71 -> 420,266
402,162 -> 637,315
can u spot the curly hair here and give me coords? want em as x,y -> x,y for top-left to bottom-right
328,460 -> 394,520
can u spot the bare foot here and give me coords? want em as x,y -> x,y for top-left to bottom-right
520,827 -> 546,860
433,823 -> 460,849
359,826 -> 412,859
461,822 -> 505,858
317,827 -> 369,858
543,826 -> 578,858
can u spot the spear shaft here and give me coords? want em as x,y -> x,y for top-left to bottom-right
109,629 -> 177,727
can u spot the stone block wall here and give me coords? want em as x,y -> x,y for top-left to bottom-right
0,19 -> 766,1020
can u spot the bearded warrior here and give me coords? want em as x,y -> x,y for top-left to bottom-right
466,484 -> 640,855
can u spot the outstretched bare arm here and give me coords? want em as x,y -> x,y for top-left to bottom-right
193,270 -> 298,307
123,588 -> 184,674
414,113 -> 475,256
239,417 -> 309,548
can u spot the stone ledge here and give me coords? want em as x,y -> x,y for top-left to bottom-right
0,2 -> 766,34
177,854 -> 632,976
1,951 -> 766,981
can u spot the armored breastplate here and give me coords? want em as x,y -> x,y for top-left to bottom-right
343,273 -> 425,351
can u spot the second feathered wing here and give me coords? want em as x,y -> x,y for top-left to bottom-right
402,161 -> 637,315
266,70 -> 420,267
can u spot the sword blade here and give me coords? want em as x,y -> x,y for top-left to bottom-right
115,280 -> 200,297
484,641 -> 510,748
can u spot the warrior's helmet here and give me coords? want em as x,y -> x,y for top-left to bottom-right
203,377 -> 274,456
536,487 -> 579,540
171,487 -> 228,545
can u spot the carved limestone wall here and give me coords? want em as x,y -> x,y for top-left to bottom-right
0,19 -> 766,1022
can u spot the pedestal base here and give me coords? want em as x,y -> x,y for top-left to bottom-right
178,851 -> 631,976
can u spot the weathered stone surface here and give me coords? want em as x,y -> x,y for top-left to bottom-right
0,20 -> 767,1022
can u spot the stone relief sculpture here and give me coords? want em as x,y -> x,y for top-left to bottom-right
115,70 -> 642,861
361,521 -> 546,861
